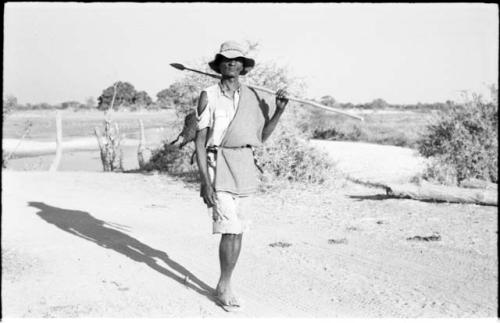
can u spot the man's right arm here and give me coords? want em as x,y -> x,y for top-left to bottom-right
195,91 -> 216,207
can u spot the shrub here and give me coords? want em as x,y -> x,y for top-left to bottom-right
95,119 -> 123,172
312,124 -> 364,142
255,106 -> 338,188
419,158 -> 459,186
145,142 -> 198,181
416,93 -> 498,184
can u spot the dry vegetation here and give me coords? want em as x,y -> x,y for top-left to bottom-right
255,106 -> 339,190
3,110 -> 178,140
417,93 -> 498,185
308,109 -> 434,149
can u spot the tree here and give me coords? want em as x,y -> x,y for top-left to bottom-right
133,91 -> 153,109
244,61 -> 306,98
32,102 -> 54,110
97,81 -> 137,111
245,40 -> 260,53
340,102 -> 354,109
85,97 -> 97,110
61,101 -> 83,110
156,59 -> 214,117
156,82 -> 202,116
369,98 -> 389,109
3,95 -> 18,114
320,95 -> 336,107
155,88 -> 173,109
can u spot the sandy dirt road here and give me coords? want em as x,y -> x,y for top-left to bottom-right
310,140 -> 427,184
2,168 -> 497,318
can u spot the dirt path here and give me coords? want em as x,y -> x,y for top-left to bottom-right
2,170 -> 497,317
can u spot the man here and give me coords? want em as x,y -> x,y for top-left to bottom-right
194,40 -> 288,311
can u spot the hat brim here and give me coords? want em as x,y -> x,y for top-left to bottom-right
208,53 -> 255,76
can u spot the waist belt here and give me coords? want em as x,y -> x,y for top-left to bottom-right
207,145 -> 264,174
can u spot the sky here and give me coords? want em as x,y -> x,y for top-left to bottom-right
3,2 -> 498,105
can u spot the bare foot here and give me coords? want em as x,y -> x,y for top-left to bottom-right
215,281 -> 240,307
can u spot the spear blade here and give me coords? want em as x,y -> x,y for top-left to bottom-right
170,63 -> 186,71
170,63 -> 221,79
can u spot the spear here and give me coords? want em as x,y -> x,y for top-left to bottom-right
170,63 -> 363,121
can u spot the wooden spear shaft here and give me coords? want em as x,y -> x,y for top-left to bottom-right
170,63 -> 364,121
245,83 -> 363,120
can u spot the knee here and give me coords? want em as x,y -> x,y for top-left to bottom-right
222,233 -> 242,242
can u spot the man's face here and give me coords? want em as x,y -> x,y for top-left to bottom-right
219,56 -> 244,77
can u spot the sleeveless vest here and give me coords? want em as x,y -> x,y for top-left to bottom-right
214,84 -> 268,195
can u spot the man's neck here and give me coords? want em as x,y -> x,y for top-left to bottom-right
220,77 -> 240,92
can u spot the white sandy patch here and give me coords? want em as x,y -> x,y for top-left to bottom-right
310,140 -> 427,184
3,137 -> 142,154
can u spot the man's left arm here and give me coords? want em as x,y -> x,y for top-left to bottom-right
262,89 -> 289,142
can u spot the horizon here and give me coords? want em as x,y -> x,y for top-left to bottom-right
3,3 -> 499,106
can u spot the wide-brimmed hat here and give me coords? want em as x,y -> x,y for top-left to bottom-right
208,41 -> 255,75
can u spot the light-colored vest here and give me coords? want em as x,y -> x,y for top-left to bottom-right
214,85 -> 270,195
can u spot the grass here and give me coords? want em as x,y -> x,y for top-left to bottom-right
4,108 -> 434,150
3,110 -> 179,140
306,109 -> 436,148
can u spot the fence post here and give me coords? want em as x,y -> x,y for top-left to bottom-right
137,119 -> 147,169
49,110 -> 63,172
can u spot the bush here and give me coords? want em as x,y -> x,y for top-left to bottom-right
416,93 -> 498,184
312,124 -> 364,142
255,107 -> 338,188
419,158 -> 459,186
145,142 -> 198,181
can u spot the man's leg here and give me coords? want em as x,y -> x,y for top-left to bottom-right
215,233 -> 243,305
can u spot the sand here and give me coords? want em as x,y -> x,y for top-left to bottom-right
1,140 -> 497,318
2,135 -> 157,171
311,140 -> 427,183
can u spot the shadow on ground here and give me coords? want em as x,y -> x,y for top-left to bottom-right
348,194 -> 453,205
28,201 -> 217,304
